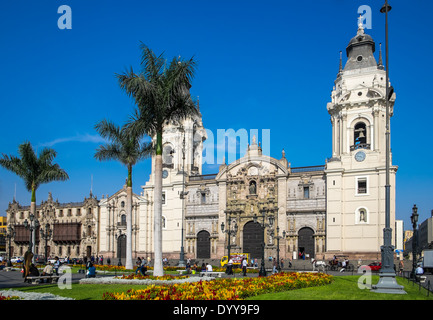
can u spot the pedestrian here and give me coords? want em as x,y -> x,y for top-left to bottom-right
272,258 -> 277,274
399,260 -> 404,275
340,259 -> 346,272
280,258 -> 284,270
135,257 -> 142,274
227,257 -> 234,275
54,256 -> 61,275
242,258 -> 248,276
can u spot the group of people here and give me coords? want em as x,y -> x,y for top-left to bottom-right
83,255 -> 106,266
22,254 -> 62,283
135,257 -> 151,275
185,261 -> 212,274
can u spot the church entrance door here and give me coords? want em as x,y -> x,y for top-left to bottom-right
298,227 -> 315,259
197,230 -> 211,259
243,221 -> 263,260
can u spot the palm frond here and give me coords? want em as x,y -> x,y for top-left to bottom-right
1,142 -> 68,193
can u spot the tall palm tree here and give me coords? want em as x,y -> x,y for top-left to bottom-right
117,43 -> 198,276
94,119 -> 152,270
0,141 -> 69,254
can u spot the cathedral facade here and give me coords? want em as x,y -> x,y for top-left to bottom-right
6,22 -> 396,262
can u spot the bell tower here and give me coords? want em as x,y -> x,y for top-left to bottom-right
325,20 -> 397,258
142,103 -> 207,257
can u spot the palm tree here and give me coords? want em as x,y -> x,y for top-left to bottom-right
0,141 -> 69,254
94,119 -> 152,270
117,43 -> 198,276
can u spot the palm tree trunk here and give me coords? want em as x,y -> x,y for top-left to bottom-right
30,186 -> 36,259
125,165 -> 133,270
153,131 -> 164,277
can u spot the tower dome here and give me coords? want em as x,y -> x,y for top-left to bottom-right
344,20 -> 378,71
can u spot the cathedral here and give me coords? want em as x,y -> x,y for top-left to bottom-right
6,21 -> 397,263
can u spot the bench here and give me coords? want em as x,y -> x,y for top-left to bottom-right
199,271 -> 224,278
26,275 -> 60,284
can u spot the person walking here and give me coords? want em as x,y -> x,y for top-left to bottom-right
135,257 -> 142,274
227,257 -> 234,275
272,258 -> 278,274
54,256 -> 61,276
242,258 -> 248,276
399,260 -> 404,276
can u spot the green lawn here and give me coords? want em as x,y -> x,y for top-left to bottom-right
248,275 -> 433,300
10,275 -> 432,300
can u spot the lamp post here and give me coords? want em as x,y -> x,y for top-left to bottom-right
271,226 -> 286,272
5,226 -> 15,267
40,224 -> 52,264
410,204 -> 419,279
372,1 -> 405,294
221,209 -> 238,274
253,208 -> 274,277
178,127 -> 188,267
23,213 -> 39,257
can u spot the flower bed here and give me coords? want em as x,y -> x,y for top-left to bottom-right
117,274 -> 188,281
0,293 -> 20,300
102,272 -> 333,300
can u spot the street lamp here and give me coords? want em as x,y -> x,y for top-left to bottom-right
178,126 -> 188,267
221,210 -> 238,274
5,226 -> 15,267
410,204 -> 419,279
253,209 -> 274,277
372,0 -> 406,294
40,224 -> 52,264
271,226 -> 286,272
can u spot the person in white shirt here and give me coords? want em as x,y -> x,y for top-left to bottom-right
206,263 -> 213,272
242,258 -> 248,276
227,258 -> 234,275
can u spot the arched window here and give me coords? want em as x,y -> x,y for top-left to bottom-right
354,122 -> 367,146
163,144 -> 173,165
121,214 -> 126,225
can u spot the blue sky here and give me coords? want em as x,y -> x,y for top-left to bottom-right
0,0 -> 432,230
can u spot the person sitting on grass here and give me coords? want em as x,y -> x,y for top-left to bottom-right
86,263 -> 96,278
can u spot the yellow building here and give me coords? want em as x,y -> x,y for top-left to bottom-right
0,216 -> 7,252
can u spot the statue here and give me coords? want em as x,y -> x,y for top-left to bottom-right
360,209 -> 367,222
249,181 -> 257,195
